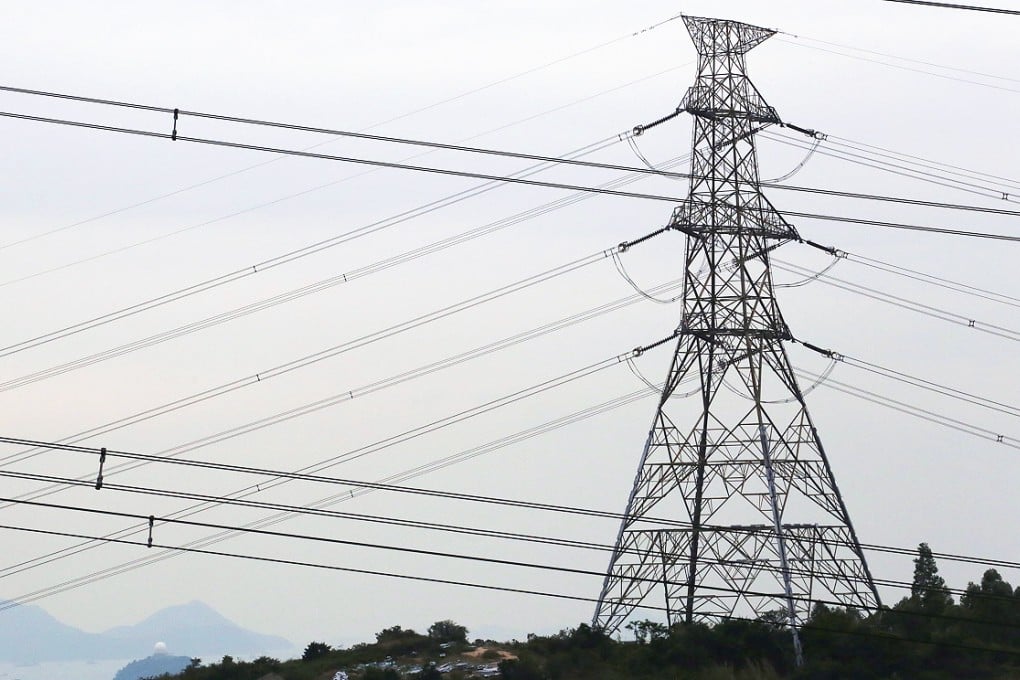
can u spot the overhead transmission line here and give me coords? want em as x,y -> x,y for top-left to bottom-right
0,269 -> 683,475
1,213 -> 1013,405
0,385 -> 660,574
4,140 -> 1017,366
785,211 -> 1020,242
4,110 -> 1018,242
838,355 -> 1020,420
0,516 -> 667,614
3,492 -> 1020,638
6,84 -> 1020,217
881,0 -> 1020,14
1,334 -> 1020,595
0,11 -> 686,252
1,71 -> 1020,619
773,259 -> 1020,342
802,369 -> 1019,451
0,228 -> 1007,558
0,339 -> 688,603
0,216 -> 675,392
0,265 -> 680,481
840,251 -> 1020,310
6,432 -> 1020,577
779,32 -> 1020,85
0,519 -> 1015,661
774,36 -> 1020,95
0,66 -> 691,289
818,134 -> 1020,195
0,224 -> 1008,501
0,141 -> 688,358
3,232 -> 1014,397
0,239 -> 1003,574
0,386 -> 664,603
764,131 -> 1020,204
0,133 -> 1015,382
0,131 -> 623,290
1,462 -> 1011,611
2,349 -> 1017,617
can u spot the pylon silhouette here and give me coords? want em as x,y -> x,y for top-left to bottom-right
593,16 -> 880,662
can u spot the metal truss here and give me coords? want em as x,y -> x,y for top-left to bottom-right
593,15 -> 880,662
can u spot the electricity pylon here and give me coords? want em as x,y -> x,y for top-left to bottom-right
593,15 -> 880,660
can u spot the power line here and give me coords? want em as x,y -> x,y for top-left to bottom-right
0,134 -> 621,290
1,235 -> 1011,607
0,144 -> 686,357
786,211 -> 1020,243
2,84 -> 687,181
841,355 -> 1020,420
842,251 -> 1020,310
0,12 -> 687,252
0,253 -> 601,391
881,0 -> 1020,14
0,271 -> 683,474
0,272 -> 678,479
0,65 -> 689,286
0,130 -> 1013,376
803,369 -> 1019,450
20,203 -> 1009,404
774,259 -> 1020,341
0,216 -> 673,391
775,37 -> 1020,95
0,322 -> 681,580
780,33 -> 1020,86
4,376 -> 1020,576
6,152 -> 1016,371
0,517 -> 1012,661
3,494 -> 1020,638
1,513 -> 1011,659
3,190 -> 1013,388
24,73 -> 1016,213
6,102 -> 1020,230
0,519 -> 666,614
0,110 -> 692,202
769,180 -> 1020,218
820,135 -> 1020,195
0,387 -> 657,576
764,131 -> 1020,203
3,357 -> 1018,618
823,133 -> 1020,192
12,80 -> 1019,215
3,251 -> 1015,595
0,454 -> 1010,608
0,387 -> 661,603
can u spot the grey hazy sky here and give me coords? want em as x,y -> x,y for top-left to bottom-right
1,0 -> 1018,652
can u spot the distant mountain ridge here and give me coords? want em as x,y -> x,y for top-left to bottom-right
0,599 -> 292,664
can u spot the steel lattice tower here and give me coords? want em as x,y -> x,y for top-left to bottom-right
593,15 -> 880,653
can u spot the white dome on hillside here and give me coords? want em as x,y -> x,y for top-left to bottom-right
154,641 -> 168,656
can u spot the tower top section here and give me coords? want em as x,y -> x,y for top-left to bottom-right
682,15 -> 777,56
680,15 -> 781,124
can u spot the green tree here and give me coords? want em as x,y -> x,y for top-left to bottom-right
625,619 -> 668,644
428,619 -> 468,643
961,568 -> 1019,643
302,641 -> 332,661
376,625 -> 417,643
911,542 -> 953,613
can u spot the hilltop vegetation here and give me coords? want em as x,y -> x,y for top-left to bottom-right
157,545 -> 1020,679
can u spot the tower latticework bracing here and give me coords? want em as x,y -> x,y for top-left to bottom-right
593,15 -> 881,649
